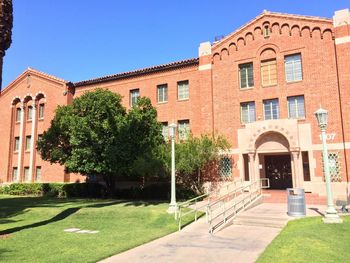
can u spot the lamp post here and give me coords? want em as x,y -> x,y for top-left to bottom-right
167,123 -> 177,214
314,108 -> 342,223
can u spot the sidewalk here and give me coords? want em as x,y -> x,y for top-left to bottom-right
99,203 -> 327,263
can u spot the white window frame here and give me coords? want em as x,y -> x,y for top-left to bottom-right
16,108 -> 21,122
287,95 -> 305,119
38,104 -> 45,119
157,84 -> 168,103
177,80 -> 189,100
25,136 -> 31,151
240,102 -> 256,123
239,63 -> 254,89
14,137 -> 20,152
261,59 -> 277,87
161,122 -> 169,140
27,106 -> 33,121
36,166 -> 42,181
12,167 -> 18,182
285,53 -> 302,83
130,89 -> 140,107
24,167 -> 30,182
263,99 -> 279,120
178,120 -> 190,140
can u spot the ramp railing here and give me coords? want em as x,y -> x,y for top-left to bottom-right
207,178 -> 270,233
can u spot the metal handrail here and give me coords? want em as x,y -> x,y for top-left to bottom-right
176,178 -> 244,231
207,178 -> 270,233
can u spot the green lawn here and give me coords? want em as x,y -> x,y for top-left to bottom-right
257,216 -> 350,263
0,195 -> 190,263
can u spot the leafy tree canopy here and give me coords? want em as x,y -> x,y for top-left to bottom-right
38,89 -> 163,194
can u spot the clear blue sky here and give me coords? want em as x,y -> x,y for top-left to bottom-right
2,0 -> 348,88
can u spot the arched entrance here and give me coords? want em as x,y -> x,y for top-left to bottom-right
254,131 -> 294,189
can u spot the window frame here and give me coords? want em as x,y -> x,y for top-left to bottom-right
130,89 -> 140,107
36,166 -> 42,182
12,167 -> 18,182
240,101 -> 256,124
261,59 -> 277,87
25,135 -> 31,151
27,105 -> 33,121
24,167 -> 30,182
284,53 -> 303,83
16,107 -> 21,123
14,137 -> 20,152
157,84 -> 168,103
161,122 -> 169,141
38,104 -> 45,119
287,95 -> 305,119
177,80 -> 189,101
177,119 -> 190,140
263,98 -> 279,120
239,62 -> 254,90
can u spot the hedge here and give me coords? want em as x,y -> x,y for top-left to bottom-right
0,182 -> 197,200
0,183 -> 104,198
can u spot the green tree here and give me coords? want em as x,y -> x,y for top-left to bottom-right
38,89 -> 163,195
160,134 -> 230,194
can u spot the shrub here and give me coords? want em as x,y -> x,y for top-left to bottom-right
0,182 -> 104,198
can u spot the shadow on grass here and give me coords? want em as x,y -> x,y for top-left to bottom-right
0,200 -> 125,235
123,200 -> 166,207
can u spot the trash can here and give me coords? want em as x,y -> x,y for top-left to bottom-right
287,188 -> 306,217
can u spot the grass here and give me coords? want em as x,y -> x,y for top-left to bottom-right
0,195 -> 194,263
257,216 -> 350,263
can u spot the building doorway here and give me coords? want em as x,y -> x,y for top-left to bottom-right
264,154 -> 292,189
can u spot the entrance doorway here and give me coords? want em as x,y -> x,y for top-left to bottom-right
264,155 -> 292,189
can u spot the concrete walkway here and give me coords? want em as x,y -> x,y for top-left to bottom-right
100,203 -> 328,263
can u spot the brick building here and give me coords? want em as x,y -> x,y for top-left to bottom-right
1,9 -> 350,200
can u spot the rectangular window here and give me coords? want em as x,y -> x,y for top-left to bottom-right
16,108 -> 21,122
240,102 -> 256,123
288,95 -> 305,119
263,99 -> 279,120
261,59 -> 277,86
177,80 -> 189,100
14,137 -> 20,152
24,167 -> 30,182
219,156 -> 232,177
130,89 -> 140,107
178,119 -> 190,140
239,63 -> 254,89
157,84 -> 168,103
285,54 -> 302,82
36,166 -> 42,181
27,106 -> 33,121
161,122 -> 169,140
12,167 -> 18,182
25,136 -> 31,151
39,104 -> 45,119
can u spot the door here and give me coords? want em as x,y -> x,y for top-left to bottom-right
264,155 -> 292,189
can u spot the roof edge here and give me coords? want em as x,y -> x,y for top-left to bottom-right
73,58 -> 199,87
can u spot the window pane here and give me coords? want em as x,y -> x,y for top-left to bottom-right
285,54 -> 302,82
178,120 -> 190,140
16,108 -> 21,122
239,63 -> 254,89
240,102 -> 255,123
264,99 -> 279,120
36,166 -> 42,181
261,59 -> 277,86
130,89 -> 140,107
39,104 -> 45,119
157,84 -> 168,103
27,106 -> 33,120
26,136 -> 31,150
288,96 -> 305,119
12,167 -> 18,182
178,81 -> 189,100
161,122 -> 168,140
24,167 -> 30,182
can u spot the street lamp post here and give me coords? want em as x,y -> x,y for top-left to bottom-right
314,108 -> 342,223
167,123 -> 177,214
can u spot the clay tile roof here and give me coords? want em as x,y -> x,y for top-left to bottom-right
73,58 -> 199,87
27,67 -> 67,83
